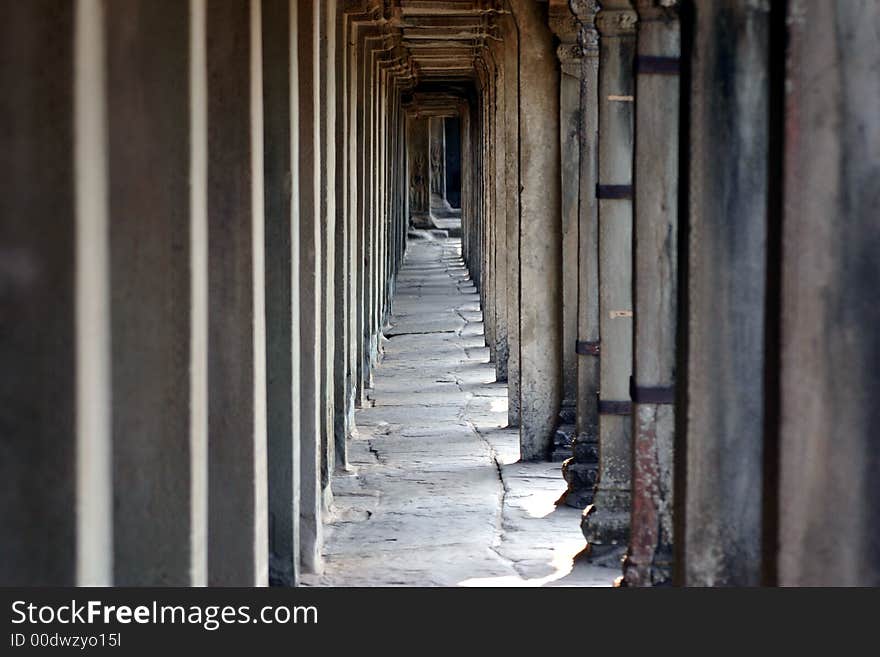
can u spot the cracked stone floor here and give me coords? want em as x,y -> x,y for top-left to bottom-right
301,233 -> 617,587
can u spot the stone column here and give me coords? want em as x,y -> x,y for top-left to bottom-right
549,0 -> 584,461
488,58 -> 501,369
460,105 -> 471,264
364,35 -> 382,386
478,56 -> 496,362
0,0 -> 112,585
622,0 -> 679,587
206,0 -> 268,586
683,0 -> 770,586
343,10 -> 366,422
318,0 -> 336,515
333,0 -> 351,474
296,0 -> 323,575
352,23 -> 379,405
500,12 -> 522,427
407,113 -> 431,227
491,38 -> 510,382
104,0 -> 203,585
561,0 -> 600,510
581,0 -> 636,557
779,0 -> 880,586
471,96 -> 484,289
263,0 -> 300,587
375,53 -> 388,331
510,0 -> 562,462
460,103 -> 473,266
429,116 -> 450,215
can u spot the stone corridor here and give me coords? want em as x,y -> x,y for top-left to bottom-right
303,234 -> 614,586
4,1 -> 879,588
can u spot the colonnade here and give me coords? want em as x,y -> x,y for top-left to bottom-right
2,0 -> 878,587
453,0 -> 880,586
1,0 -> 410,587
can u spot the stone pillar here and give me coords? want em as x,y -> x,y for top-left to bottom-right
683,0 -> 770,586
318,0 -> 336,515
0,0 -> 112,585
364,34 -> 383,386
429,116 -> 451,215
581,0 -> 636,557
104,0 -> 203,585
296,0 -> 323,575
263,0 -> 300,587
352,23 -> 378,405
491,37 -> 510,382
510,0 -> 562,461
622,0 -> 679,587
206,0 -> 268,586
375,51 -> 388,334
779,0 -> 880,586
478,57 -> 496,362
561,0 -> 600,510
407,113 -> 431,227
343,10 -> 365,427
332,0 -> 351,474
501,12 -> 522,427
460,105 -> 471,263
549,0 -> 583,461
488,57 -> 501,369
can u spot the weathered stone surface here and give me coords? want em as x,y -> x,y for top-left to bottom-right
206,0 -> 268,586
263,0 -> 300,587
407,113 -> 432,227
0,0 -> 80,586
581,0 -> 637,555
510,0 -> 563,462
297,0 -> 324,575
105,0 -> 196,586
683,0 -> 770,586
623,0 -> 680,588
561,0 -> 601,511
303,237 -> 616,586
779,0 -> 880,587
549,0 -> 583,440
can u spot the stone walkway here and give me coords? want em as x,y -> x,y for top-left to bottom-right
302,234 -> 617,587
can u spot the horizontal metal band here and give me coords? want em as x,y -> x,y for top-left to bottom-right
598,399 -> 632,416
630,376 -> 676,404
596,184 -> 633,200
636,55 -> 680,75
576,340 -> 600,356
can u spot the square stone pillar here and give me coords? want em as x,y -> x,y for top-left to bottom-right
296,0 -> 324,575
263,0 -> 300,587
682,0 -> 770,586
317,0 -> 337,518
105,0 -> 205,585
205,0 -> 269,586
560,0 -> 601,510
406,113 -> 431,228
581,0 -> 637,557
500,13 -> 522,428
622,0 -> 680,587
509,0 -> 563,461
549,0 -> 586,462
779,0 -> 880,587
429,116 -> 450,216
0,0 -> 113,586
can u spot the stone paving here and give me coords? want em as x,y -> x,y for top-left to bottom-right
302,234 -> 617,587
